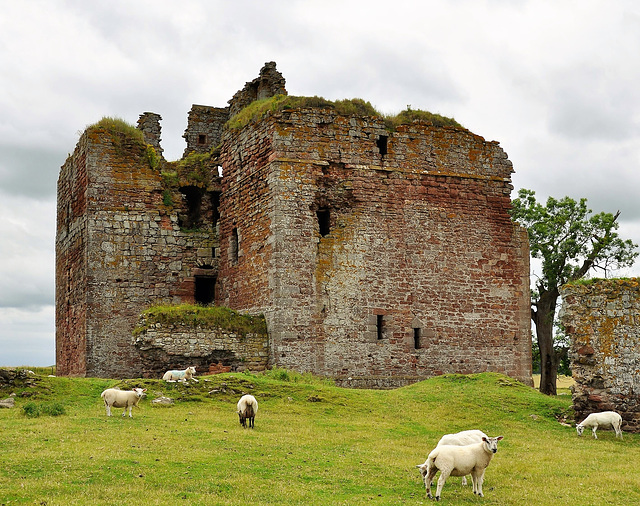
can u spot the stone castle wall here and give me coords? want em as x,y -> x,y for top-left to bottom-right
217,108 -> 532,386
56,63 -> 532,385
561,278 -> 640,432
56,127 -> 220,377
133,321 -> 269,377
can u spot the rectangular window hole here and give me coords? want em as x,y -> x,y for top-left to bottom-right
414,328 -> 421,349
376,135 -> 388,156
377,315 -> 384,340
317,208 -> 330,237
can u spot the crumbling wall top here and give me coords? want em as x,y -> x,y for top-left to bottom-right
228,61 -> 287,117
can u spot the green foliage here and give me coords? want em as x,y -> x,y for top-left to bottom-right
3,371 -> 639,504
87,116 -> 144,144
176,151 -> 213,185
22,401 -> 66,418
510,189 -> 638,291
134,304 -> 267,337
383,107 -> 463,129
161,188 -> 173,207
510,188 -> 638,393
227,94 -> 462,131
145,145 -> 160,169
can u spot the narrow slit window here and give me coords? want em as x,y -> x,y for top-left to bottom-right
317,208 -> 330,237
376,135 -> 388,156
377,315 -> 384,340
414,328 -> 421,349
230,227 -> 239,264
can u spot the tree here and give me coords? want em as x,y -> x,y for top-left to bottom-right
510,189 -> 638,395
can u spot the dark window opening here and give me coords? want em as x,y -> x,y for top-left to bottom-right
317,208 -> 330,237
230,227 -> 239,264
179,186 -> 203,229
198,134 -> 207,145
376,135 -> 388,156
414,328 -> 421,349
195,275 -> 215,305
377,315 -> 384,340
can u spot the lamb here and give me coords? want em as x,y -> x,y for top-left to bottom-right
101,387 -> 147,418
417,435 -> 503,500
436,429 -> 488,486
237,394 -> 258,428
576,411 -> 623,439
162,366 -> 198,382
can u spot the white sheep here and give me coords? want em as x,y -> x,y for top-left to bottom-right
101,387 -> 147,418
162,366 -> 198,382
237,394 -> 258,428
417,435 -> 503,500
576,411 -> 623,439
436,429 -> 488,486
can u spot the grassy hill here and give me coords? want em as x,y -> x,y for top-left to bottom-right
1,370 -> 638,505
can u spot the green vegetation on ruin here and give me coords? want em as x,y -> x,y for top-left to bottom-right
2,371 -> 639,504
565,276 -> 638,287
227,94 -> 463,131
133,304 -> 267,337
87,116 -> 145,144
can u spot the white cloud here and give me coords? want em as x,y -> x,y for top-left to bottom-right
1,0 -> 639,365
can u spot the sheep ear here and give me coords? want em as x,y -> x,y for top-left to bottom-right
482,436 -> 488,442
497,436 -> 504,441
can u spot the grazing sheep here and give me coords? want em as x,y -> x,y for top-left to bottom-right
417,435 -> 503,500
162,366 -> 198,382
436,429 -> 488,486
576,411 -> 623,439
101,388 -> 146,418
237,394 -> 258,428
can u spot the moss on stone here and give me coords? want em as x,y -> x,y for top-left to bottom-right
134,304 -> 267,337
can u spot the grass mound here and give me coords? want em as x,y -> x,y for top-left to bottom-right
1,371 -> 638,505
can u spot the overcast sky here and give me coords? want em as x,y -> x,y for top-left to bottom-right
1,0 -> 639,367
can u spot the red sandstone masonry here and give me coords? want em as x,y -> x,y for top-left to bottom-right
218,108 -> 532,386
57,64 -> 531,386
561,279 -> 640,432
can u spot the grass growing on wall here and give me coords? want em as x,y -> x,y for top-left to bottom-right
2,371 -> 639,504
134,304 -> 267,337
87,116 -> 145,144
227,94 -> 463,131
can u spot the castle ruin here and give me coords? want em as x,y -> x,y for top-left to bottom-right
56,62 -> 532,387
562,278 -> 640,432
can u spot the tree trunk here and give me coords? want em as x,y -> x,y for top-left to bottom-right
533,288 -> 560,395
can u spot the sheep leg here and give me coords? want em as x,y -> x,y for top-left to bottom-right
472,470 -> 485,497
425,466 -> 438,498
461,476 -> 468,486
592,426 -> 598,439
435,469 -> 451,500
105,405 -> 112,416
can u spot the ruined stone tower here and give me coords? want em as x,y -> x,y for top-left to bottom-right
56,62 -> 532,386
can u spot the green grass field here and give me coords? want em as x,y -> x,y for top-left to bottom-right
1,370 -> 638,505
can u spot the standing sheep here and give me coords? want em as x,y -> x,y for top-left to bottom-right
436,429 -> 488,486
417,435 -> 503,500
576,411 -> 623,439
101,387 -> 147,418
237,394 -> 258,428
